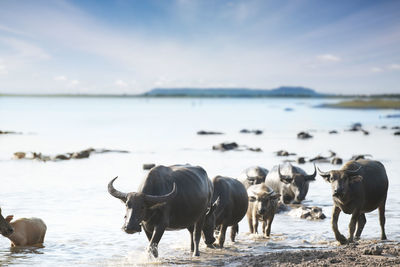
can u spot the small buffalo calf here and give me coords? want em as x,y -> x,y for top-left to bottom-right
0,211 -> 47,247
247,184 -> 280,237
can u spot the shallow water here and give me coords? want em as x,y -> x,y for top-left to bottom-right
0,96 -> 399,266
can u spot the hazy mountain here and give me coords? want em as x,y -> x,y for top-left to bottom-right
143,86 -> 323,97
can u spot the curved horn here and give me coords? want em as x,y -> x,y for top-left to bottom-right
278,165 -> 292,183
108,177 -> 128,202
345,165 -> 362,174
306,164 -> 317,181
144,182 -> 177,204
317,166 -> 330,178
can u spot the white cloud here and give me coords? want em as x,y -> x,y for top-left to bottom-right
388,63 -> 400,70
69,80 -> 79,87
0,37 -> 50,60
115,79 -> 128,87
54,75 -> 67,81
371,67 -> 383,73
317,54 -> 341,62
0,59 -> 7,74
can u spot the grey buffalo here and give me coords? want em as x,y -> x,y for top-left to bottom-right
318,159 -> 389,244
238,166 -> 269,189
265,163 -> 316,204
247,184 -> 280,237
108,164 -> 213,257
203,176 -> 248,248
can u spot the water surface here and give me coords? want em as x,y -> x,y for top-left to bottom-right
0,97 -> 399,266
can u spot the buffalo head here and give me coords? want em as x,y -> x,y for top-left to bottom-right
317,166 -> 362,199
108,177 -> 177,234
278,164 -> 316,204
202,197 -> 220,247
249,188 -> 281,216
0,208 -> 14,237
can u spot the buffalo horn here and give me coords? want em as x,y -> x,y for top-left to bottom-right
144,182 -> 177,204
317,167 -> 330,178
108,176 -> 128,202
306,164 -> 317,181
278,165 -> 292,182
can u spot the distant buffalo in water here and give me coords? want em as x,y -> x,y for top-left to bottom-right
265,163 -> 316,204
318,159 -> 388,244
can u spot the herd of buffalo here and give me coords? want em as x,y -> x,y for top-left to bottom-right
0,159 -> 390,257
0,126 -> 391,259
106,158 -> 389,258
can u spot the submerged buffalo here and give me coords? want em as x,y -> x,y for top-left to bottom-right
203,176 -> 248,248
318,159 -> 389,244
247,184 -> 280,237
265,163 -> 316,204
238,166 -> 269,189
108,164 -> 213,257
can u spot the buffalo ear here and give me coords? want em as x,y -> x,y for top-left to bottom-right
149,202 -> 167,210
5,215 -> 13,223
272,193 -> 281,199
249,196 -> 257,202
349,175 -> 363,184
280,177 -> 293,184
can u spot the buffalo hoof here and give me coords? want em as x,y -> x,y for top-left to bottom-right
192,251 -> 200,257
147,245 -> 158,258
337,235 -> 347,245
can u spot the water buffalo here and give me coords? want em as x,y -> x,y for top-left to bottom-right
247,184 -> 280,237
265,163 -> 316,204
0,209 -> 47,247
108,164 -> 213,257
203,176 -> 248,248
318,159 -> 388,244
238,166 -> 269,189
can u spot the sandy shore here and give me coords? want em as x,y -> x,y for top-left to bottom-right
222,240 -> 400,266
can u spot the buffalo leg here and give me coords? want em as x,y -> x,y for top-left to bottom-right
230,224 -> 238,242
148,225 -> 166,258
332,205 -> 347,244
193,217 -> 205,256
217,224 -> 228,248
187,226 -> 194,252
378,197 -> 387,240
348,209 -> 360,243
144,228 -> 153,241
252,212 -> 259,234
262,221 -> 266,235
355,213 -> 366,239
247,215 -> 254,234
265,216 -> 274,237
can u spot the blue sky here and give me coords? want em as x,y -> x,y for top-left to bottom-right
0,0 -> 399,94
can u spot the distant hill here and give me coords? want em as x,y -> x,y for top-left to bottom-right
143,86 -> 323,97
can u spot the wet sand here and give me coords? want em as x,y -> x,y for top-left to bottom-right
223,240 -> 400,266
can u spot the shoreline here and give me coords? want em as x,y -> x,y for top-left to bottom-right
223,240 -> 400,266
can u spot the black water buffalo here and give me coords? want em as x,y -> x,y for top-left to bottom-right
203,176 -> 248,248
318,159 -> 389,244
108,164 -> 213,257
247,184 -> 280,237
239,166 -> 269,189
265,163 -> 316,204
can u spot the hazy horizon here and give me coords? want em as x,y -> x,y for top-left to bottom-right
1,0 -> 400,95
